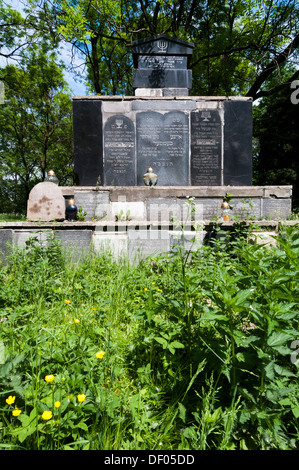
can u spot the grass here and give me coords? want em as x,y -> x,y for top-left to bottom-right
0,213 -> 26,222
0,212 -> 298,450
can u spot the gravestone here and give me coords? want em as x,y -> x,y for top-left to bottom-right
132,34 -> 194,96
27,182 -> 65,221
73,34 -> 253,187
104,115 -> 135,186
136,110 -> 189,186
191,109 -> 222,185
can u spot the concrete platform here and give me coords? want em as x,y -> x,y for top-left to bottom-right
61,185 -> 293,222
0,185 -> 294,263
0,219 -> 297,264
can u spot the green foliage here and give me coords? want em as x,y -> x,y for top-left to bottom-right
47,0 -> 299,98
253,82 -> 299,209
0,214 -> 298,449
0,42 -> 73,214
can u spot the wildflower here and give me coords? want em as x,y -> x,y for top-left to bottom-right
74,318 -> 80,324
152,282 -> 155,285
77,394 -> 86,403
42,410 -> 53,420
157,288 -> 162,292
92,307 -> 97,311
54,401 -> 61,409
12,409 -> 22,417
96,350 -> 105,359
144,287 -> 148,291
6,396 -> 16,405
45,375 -> 54,383
64,299 -> 71,304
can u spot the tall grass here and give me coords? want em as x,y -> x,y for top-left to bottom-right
0,218 -> 298,450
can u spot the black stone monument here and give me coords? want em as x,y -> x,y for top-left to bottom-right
132,34 -> 194,95
73,34 -> 253,187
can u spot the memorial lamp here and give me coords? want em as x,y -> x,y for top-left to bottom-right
45,169 -> 59,185
221,200 -> 230,221
143,167 -> 157,186
65,198 -> 78,221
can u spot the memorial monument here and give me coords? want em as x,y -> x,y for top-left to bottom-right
1,34 -> 292,264
73,34 -> 252,188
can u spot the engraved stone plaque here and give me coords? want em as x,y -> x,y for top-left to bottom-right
138,56 -> 187,70
191,109 -> 222,185
104,115 -> 135,186
136,111 -> 189,186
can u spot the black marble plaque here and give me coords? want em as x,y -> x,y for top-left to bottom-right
137,111 -> 189,186
133,69 -> 192,89
73,100 -> 103,186
104,115 -> 135,186
138,56 -> 187,69
191,109 -> 222,185
223,101 -> 252,185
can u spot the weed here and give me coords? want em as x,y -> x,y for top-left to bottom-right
0,212 -> 298,449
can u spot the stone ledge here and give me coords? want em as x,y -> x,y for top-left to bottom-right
61,185 -> 293,201
72,95 -> 253,101
1,220 -> 298,230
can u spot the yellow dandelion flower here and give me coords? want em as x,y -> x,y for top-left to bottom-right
77,394 -> 86,403
64,299 -> 71,304
144,287 -> 148,291
12,409 -> 22,417
74,318 -> 80,324
92,307 -> 97,310
54,401 -> 61,409
42,410 -> 53,420
45,375 -> 54,383
96,350 -> 105,359
157,288 -> 162,292
152,282 -> 155,285
6,396 -> 16,405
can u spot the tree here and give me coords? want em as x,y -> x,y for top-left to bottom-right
253,72 -> 299,209
0,44 -> 73,213
38,0 -> 299,100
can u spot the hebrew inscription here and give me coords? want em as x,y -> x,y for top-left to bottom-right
104,115 -> 135,186
191,109 -> 222,185
136,111 -> 189,186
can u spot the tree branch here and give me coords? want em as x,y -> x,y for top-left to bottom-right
246,33 -> 299,99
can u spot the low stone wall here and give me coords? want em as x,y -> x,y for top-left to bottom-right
61,185 -> 293,222
0,185 -> 294,263
0,220 -> 297,264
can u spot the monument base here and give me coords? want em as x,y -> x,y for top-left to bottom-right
61,185 -> 292,223
0,185 -> 292,264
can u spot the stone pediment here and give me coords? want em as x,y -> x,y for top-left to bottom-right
131,34 -> 194,57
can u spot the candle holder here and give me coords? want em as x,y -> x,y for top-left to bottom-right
143,167 -> 157,186
65,198 -> 78,221
45,170 -> 59,184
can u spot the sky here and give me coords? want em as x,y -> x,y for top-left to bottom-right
2,0 -> 88,96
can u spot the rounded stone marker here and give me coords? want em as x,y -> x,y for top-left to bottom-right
27,182 -> 65,221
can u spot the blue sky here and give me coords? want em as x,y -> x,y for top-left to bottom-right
2,0 -> 87,96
